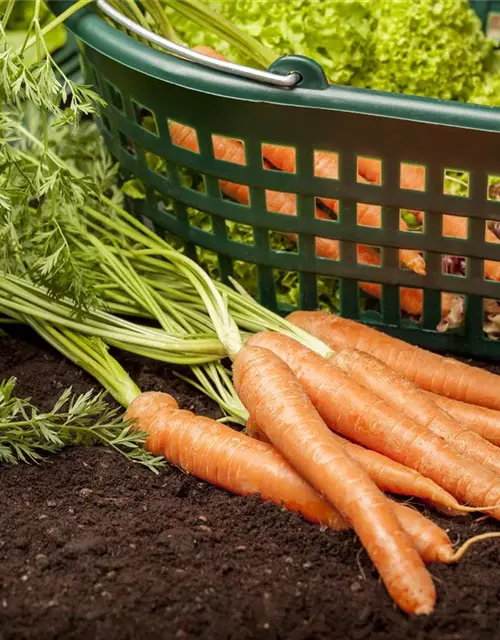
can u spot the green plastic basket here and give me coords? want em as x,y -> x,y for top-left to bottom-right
471,0 -> 500,43
49,1 -> 500,358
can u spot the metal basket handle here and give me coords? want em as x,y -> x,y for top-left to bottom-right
96,0 -> 302,88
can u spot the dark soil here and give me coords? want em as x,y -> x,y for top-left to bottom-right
2,328 -> 500,640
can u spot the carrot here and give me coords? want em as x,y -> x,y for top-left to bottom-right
331,346 -> 500,476
392,504 -> 500,564
392,504 -> 453,564
233,344 -> 436,614
127,392 -> 500,567
289,310 -> 500,412
246,331 -> 500,519
426,392 -> 500,448
246,418 -> 463,515
126,391 -> 347,530
193,45 -> 228,61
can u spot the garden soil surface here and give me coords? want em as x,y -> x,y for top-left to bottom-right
2,327 -> 500,640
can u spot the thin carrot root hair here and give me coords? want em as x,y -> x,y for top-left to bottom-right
447,532 -> 500,562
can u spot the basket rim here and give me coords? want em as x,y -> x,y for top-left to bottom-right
49,0 -> 500,134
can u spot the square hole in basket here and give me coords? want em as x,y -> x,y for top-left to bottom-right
274,268 -> 299,309
400,163 -> 426,191
195,246 -> 220,280
212,135 -> 246,165
483,298 -> 500,340
437,292 -> 465,332
153,190 -> 176,216
398,245 -> 425,274
179,168 -> 206,194
313,150 -> 339,180
400,209 -> 424,231
232,260 -> 258,298
442,254 -> 467,277
317,275 -> 340,312
121,177 -> 145,201
358,282 -> 381,315
315,236 -> 340,262
225,221 -> 254,245
266,191 -> 296,215
315,197 -> 339,219
488,175 -> 500,201
487,220 -> 500,242
398,286 -> 423,320
357,244 -> 381,266
133,102 -> 159,135
357,203 -> 382,228
262,143 -> 296,173
269,230 -> 297,254
442,214 -> 468,239
104,80 -> 123,111
145,150 -> 168,177
118,131 -> 136,157
443,169 -> 470,197
357,156 -> 382,186
485,259 -> 500,282
168,120 -> 199,153
219,179 -> 250,206
100,112 -> 111,132
187,207 -> 212,233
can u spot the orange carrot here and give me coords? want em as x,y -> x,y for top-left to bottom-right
391,504 -> 454,564
394,504 -> 500,564
247,331 -> 500,519
193,45 -> 228,61
127,392 -> 497,567
289,310 -> 500,412
233,344 -> 436,614
426,392 -> 500,448
246,418 -> 463,515
126,391 -> 347,530
331,346 -> 500,476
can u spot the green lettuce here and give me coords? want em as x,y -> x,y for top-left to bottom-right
170,0 -> 500,104
357,0 -> 495,101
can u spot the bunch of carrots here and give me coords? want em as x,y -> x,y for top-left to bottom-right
127,302 -> 500,616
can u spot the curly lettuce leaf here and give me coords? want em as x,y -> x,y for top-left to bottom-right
170,0 -> 500,104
